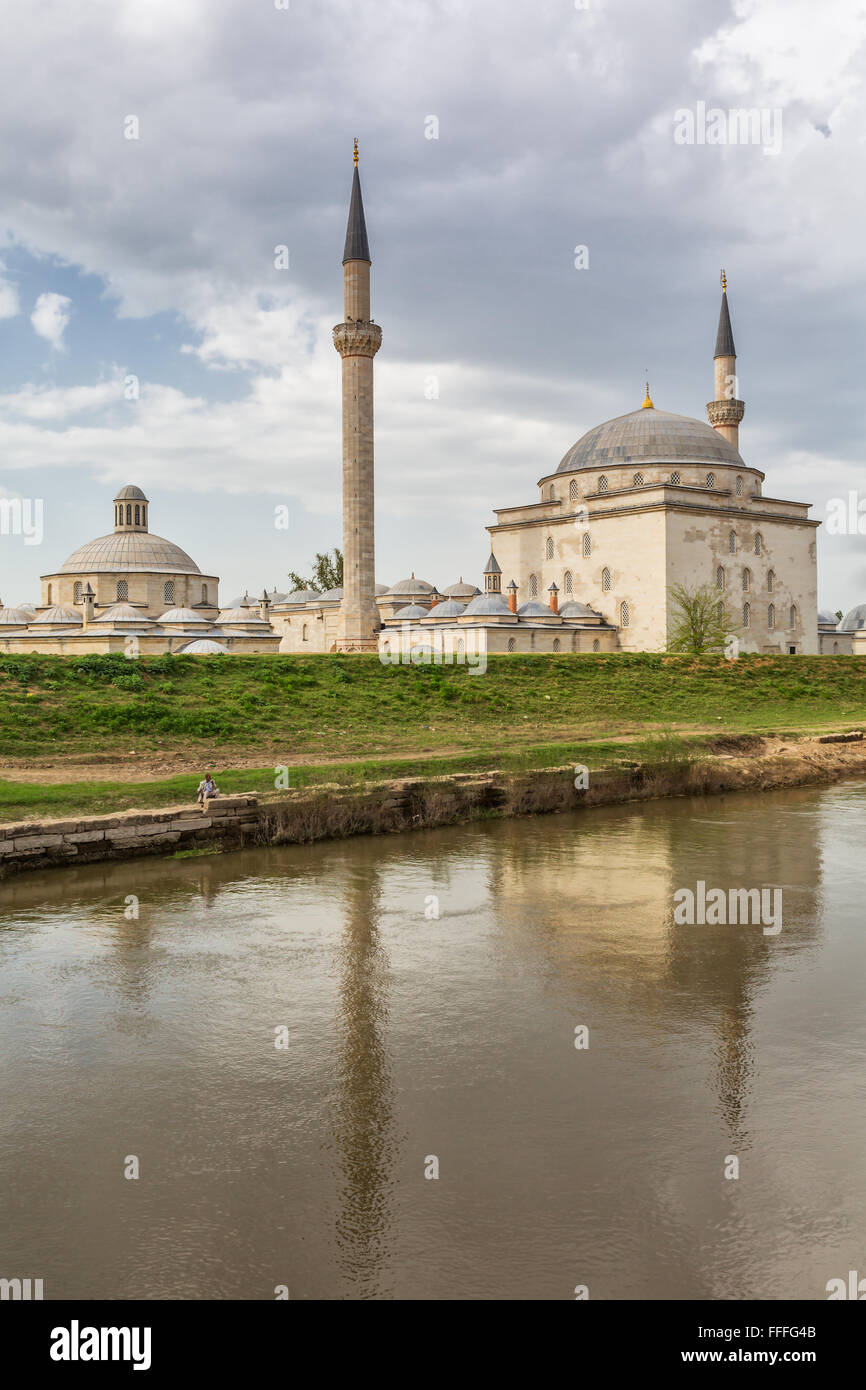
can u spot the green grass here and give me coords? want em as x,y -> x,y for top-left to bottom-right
0,650 -> 864,822
2,651 -> 865,758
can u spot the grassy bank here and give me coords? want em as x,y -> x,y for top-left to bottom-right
2,651 -> 866,760
0,733 -> 694,822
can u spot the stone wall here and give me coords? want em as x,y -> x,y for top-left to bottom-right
0,795 -> 259,877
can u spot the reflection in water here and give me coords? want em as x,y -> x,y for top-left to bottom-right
332,868 -> 396,1298
0,781 -> 863,1300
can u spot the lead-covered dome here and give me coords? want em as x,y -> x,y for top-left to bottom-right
838,604 -> 866,632
555,407 -> 744,474
57,532 -> 201,575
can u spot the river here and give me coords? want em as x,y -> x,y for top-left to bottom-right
1,780 -> 864,1300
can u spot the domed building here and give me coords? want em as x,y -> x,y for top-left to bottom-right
0,484 -> 281,655
40,484 -> 219,619
479,289 -> 819,656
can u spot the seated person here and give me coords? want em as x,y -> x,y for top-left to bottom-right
197,773 -> 220,808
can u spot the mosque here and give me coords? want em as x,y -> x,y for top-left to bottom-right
1,147 -> 864,658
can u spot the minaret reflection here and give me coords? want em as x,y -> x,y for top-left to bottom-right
487,787 -> 823,1150
333,864 -> 397,1297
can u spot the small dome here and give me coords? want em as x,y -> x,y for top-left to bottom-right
425,599 -> 467,618
559,600 -> 602,619
113,483 -> 149,502
375,583 -> 390,595
178,639 -> 229,655
285,588 -> 323,604
392,603 -> 430,619
94,603 -> 153,624
15,602 -> 36,616
0,604 -> 34,626
838,604 -> 866,632
443,580 -> 481,600
817,611 -> 838,626
217,606 -> 269,624
32,605 -> 82,625
386,575 -> 436,597
556,407 -> 744,475
157,607 -> 212,625
517,600 -> 559,619
461,593 -> 514,617
319,586 -> 344,602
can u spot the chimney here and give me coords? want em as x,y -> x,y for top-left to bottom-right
548,581 -> 559,615
82,582 -> 95,628
507,579 -> 518,614
259,589 -> 271,621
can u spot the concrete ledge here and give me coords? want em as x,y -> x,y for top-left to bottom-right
0,796 -> 260,877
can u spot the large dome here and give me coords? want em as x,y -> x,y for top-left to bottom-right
55,531 -> 201,575
555,407 -> 744,474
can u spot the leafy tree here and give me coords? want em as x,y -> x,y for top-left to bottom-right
666,582 -> 738,655
287,548 -> 343,594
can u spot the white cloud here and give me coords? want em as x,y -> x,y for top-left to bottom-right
0,276 -> 19,318
30,292 -> 72,350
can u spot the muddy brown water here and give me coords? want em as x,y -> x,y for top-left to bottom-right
1,781 -> 864,1300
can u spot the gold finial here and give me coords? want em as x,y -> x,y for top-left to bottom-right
641,379 -> 654,409
721,267 -> 727,293
353,138 -> 359,167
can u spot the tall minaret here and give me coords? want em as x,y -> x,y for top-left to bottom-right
333,141 -> 382,651
706,271 -> 745,451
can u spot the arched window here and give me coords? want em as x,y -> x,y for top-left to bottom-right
46,584 -> 52,603
716,566 -> 725,590
633,472 -> 643,487
768,604 -> 775,630
602,567 -> 611,592
767,570 -> 775,593
592,638 -> 600,652
743,602 -> 751,628
73,581 -> 83,602
620,601 -> 630,627
134,504 -> 140,525
716,602 -> 723,623
164,580 -> 174,604
569,479 -> 578,501
553,638 -> 560,652
754,532 -> 763,555
833,641 -> 839,654
116,580 -> 128,602
789,604 -> 797,628
529,573 -> 538,598
670,471 -> 681,485
736,475 -> 743,497
564,571 -> 573,595
530,632 -> 536,650
302,624 -> 308,641
729,530 -> 736,554
582,532 -> 591,558
126,503 -> 132,524
706,472 -> 715,488
571,632 -> 578,652
201,584 -> 208,604
546,537 -> 554,560
507,637 -> 515,653
457,637 -> 466,655
742,568 -> 751,592
598,475 -> 608,493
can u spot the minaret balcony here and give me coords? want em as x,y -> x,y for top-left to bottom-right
706,398 -> 745,427
333,321 -> 383,358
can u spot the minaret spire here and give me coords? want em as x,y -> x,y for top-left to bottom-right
706,270 -> 744,451
333,143 -> 382,651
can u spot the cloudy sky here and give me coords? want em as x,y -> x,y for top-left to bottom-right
0,0 -> 864,610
